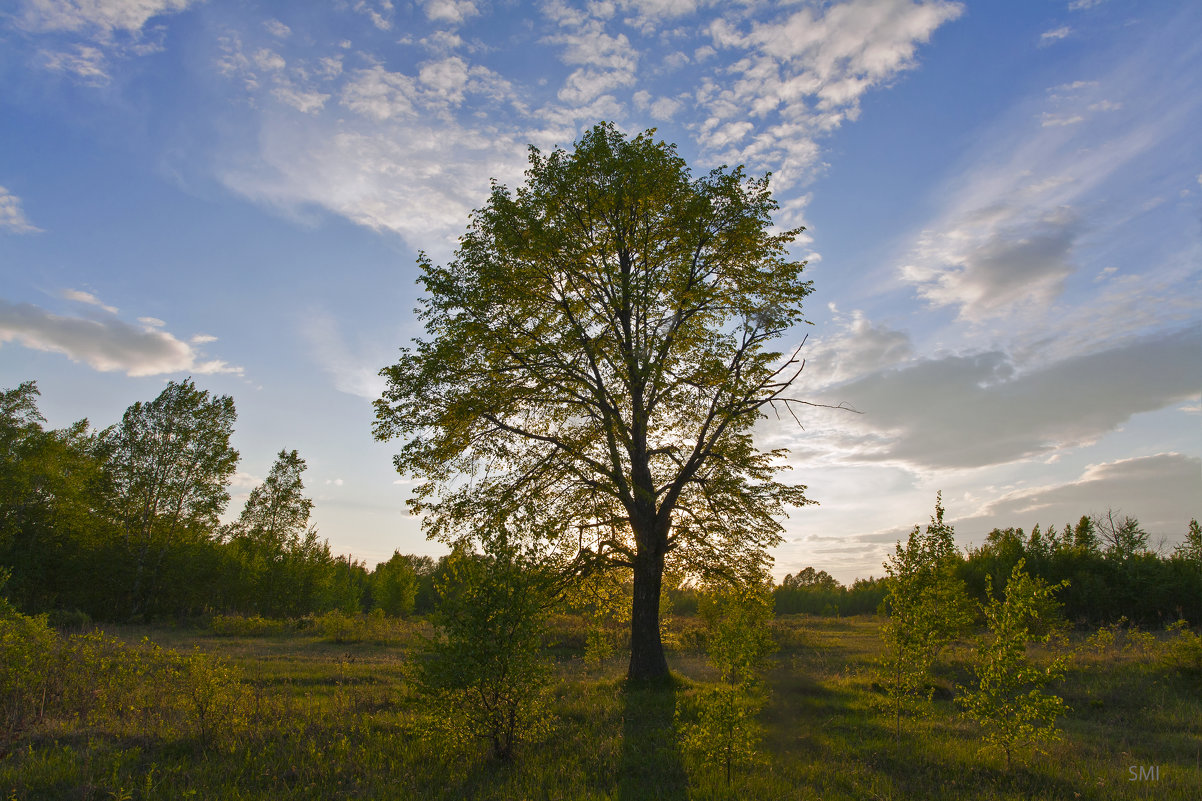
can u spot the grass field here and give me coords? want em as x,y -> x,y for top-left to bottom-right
2,615 -> 1199,800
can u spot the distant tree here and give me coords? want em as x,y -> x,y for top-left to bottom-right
230,449 -> 313,552
1093,509 -> 1147,560
781,566 -> 840,591
374,122 -> 829,680
958,559 -> 1071,770
99,379 -> 238,617
371,551 -> 418,617
0,382 -> 111,614
1071,515 -> 1098,553
225,449 -> 324,615
1175,518 -> 1202,565
879,493 -> 974,739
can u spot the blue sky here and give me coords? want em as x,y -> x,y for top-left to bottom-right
1,0 -> 1199,583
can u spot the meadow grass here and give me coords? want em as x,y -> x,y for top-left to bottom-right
1,615 -> 1198,800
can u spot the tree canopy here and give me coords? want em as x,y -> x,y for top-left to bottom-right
374,122 -> 819,678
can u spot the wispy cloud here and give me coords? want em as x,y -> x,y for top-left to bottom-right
16,0 -> 199,83
0,186 -> 42,233
61,288 -> 118,314
1039,26 -> 1072,45
301,311 -> 390,399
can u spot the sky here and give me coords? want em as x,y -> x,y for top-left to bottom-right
1,0 -> 1199,584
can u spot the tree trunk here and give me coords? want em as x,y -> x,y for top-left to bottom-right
628,547 -> 669,680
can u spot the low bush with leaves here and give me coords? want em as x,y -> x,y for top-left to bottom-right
413,532 -> 556,761
211,614 -> 288,637
0,604 -> 57,751
312,609 -> 396,644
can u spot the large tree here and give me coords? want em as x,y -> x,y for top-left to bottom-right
374,123 -> 819,679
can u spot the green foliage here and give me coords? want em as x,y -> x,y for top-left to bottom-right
1093,509 -> 1148,561
878,494 -> 974,738
99,378 -> 239,618
680,583 -> 775,785
698,583 -> 776,685
210,614 -> 287,637
374,122 -> 816,680
562,570 -> 630,666
0,600 -> 56,750
680,684 -> 768,787
312,609 -> 396,644
1175,518 -> 1202,564
415,532 -> 556,760
1160,619 -> 1202,673
370,551 -> 418,617
957,559 -> 1071,769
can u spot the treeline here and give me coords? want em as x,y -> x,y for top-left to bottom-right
777,507 -> 1202,625
0,379 -> 441,622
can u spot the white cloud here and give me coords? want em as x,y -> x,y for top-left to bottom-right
352,0 -> 394,31
0,299 -> 242,377
273,86 -> 330,114
420,0 -> 478,25
0,187 -> 43,233
544,8 -> 639,104
1039,26 -> 1071,45
1040,112 -> 1084,127
697,0 -> 963,201
1068,0 -> 1105,10
264,19 -> 291,38
649,95 -> 682,120
253,48 -> 285,71
340,67 -> 419,120
299,311 -> 398,399
61,288 -> 118,313
16,0 -> 197,39
39,44 -> 110,83
137,316 -> 165,327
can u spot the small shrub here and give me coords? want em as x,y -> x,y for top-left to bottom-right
1160,620 -> 1202,672
679,583 -> 775,786
957,560 -> 1071,770
0,608 -> 57,750
211,614 -> 286,637
415,534 -> 556,761
313,609 -> 395,644
46,609 -> 92,633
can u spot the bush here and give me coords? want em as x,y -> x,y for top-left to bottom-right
415,535 -> 556,761
1160,620 -> 1202,673
46,609 -> 92,633
0,608 -> 57,750
312,609 -> 396,644
679,584 -> 775,786
211,614 -> 287,637
957,560 -> 1071,770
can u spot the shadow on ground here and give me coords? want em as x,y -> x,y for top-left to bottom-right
618,678 -> 688,801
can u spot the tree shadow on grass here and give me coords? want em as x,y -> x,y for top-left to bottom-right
618,677 -> 688,801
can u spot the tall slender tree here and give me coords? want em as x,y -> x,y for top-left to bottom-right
375,123 -> 826,679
